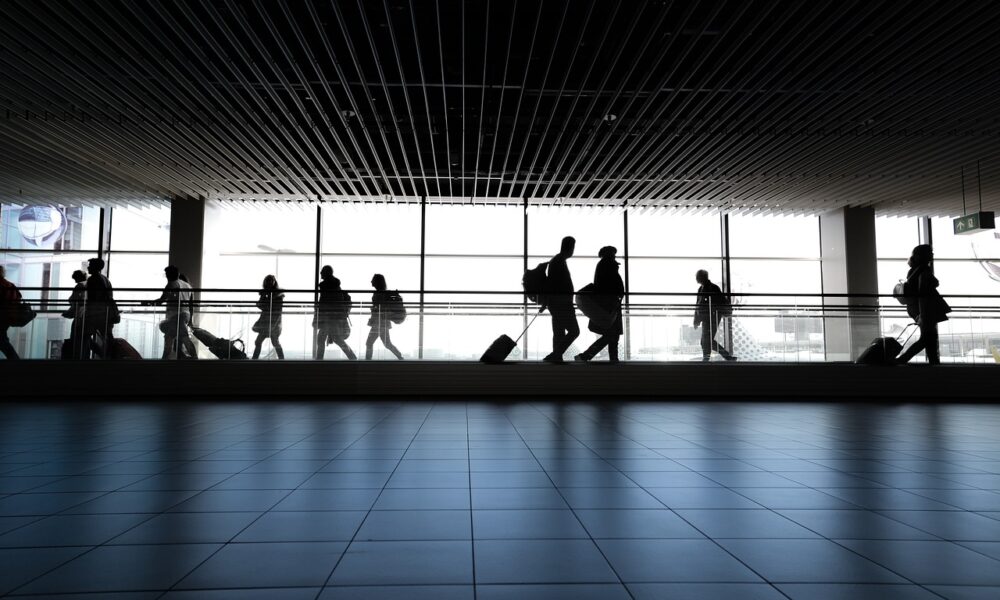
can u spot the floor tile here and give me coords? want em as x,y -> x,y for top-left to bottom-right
0,546 -> 90,595
596,539 -> 762,583
17,544 -> 221,593
575,509 -> 704,539
732,487 -> 861,509
273,489 -> 380,511
473,509 -> 588,539
470,472 -> 553,488
0,513 -> 150,547
168,489 -> 288,512
176,542 -> 347,589
234,510 -> 366,542
329,541 -> 473,585
627,582 -> 787,600
471,488 -> 568,509
163,589 -> 319,599
717,539 -> 905,583
301,472 -> 392,489
64,490 -> 199,514
646,487 -> 762,509
474,540 -> 619,583
879,510 -> 1000,541
676,509 -> 820,539
777,583 -> 942,599
820,488 -> 961,511
476,583 -> 631,599
839,540 -> 1000,585
927,585 -> 1000,600
318,584 -> 473,599
208,472 -> 312,490
0,492 -> 104,516
357,510 -> 471,540
110,511 -> 260,544
777,509 -> 937,540
373,488 -> 471,510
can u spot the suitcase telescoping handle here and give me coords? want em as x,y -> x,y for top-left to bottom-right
513,309 -> 544,344
897,322 -> 919,346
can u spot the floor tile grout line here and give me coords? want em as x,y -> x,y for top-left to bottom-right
554,403 -> 965,598
500,406 -> 637,599
538,403 -> 797,600
144,402 -> 400,600
9,402 -> 378,600
0,406 -> 368,597
313,403 -> 439,598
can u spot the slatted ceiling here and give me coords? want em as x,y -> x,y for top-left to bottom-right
1,1 -> 999,216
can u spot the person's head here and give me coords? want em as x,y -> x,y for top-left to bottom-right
0,265 -> 6,279
696,269 -> 709,285
262,274 -> 278,290
371,273 -> 387,290
71,269 -> 87,284
87,257 -> 105,275
320,265 -> 333,280
164,265 -> 180,281
598,246 -> 617,260
560,236 -> 576,258
909,244 -> 933,268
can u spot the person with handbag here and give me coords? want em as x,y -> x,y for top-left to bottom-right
365,273 -> 403,360
693,269 -> 736,362
314,265 -> 356,360
575,246 -> 624,363
897,244 -> 951,364
251,274 -> 285,360
0,265 -> 22,359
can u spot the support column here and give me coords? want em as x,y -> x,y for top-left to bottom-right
168,196 -> 206,290
820,206 -> 879,361
622,207 -> 631,361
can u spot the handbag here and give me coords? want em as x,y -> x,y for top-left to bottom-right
10,301 -> 36,327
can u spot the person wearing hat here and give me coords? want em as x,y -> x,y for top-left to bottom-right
575,246 -> 625,363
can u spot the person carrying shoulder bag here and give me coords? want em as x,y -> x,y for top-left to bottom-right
897,244 -> 951,364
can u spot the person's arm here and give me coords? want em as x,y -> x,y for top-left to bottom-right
693,289 -> 703,327
916,272 -> 935,325
143,289 -> 171,306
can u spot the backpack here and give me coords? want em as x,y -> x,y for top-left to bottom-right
522,262 -> 549,304
717,292 -> 734,317
386,290 -> 406,324
334,290 -> 352,316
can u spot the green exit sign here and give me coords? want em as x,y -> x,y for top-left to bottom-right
953,212 -> 996,235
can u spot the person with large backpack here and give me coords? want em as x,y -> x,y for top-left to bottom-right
694,269 -> 736,361
314,265 -> 356,360
365,273 -> 403,360
543,236 -> 580,363
575,246 -> 624,363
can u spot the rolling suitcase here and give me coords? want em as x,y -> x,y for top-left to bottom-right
856,323 -> 917,365
480,311 -> 542,363
111,337 -> 143,360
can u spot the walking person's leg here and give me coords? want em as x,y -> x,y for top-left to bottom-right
710,318 -> 733,359
252,332 -> 267,359
271,333 -> 284,359
700,321 -> 712,360
381,327 -> 403,359
578,334 -> 610,361
365,327 -> 379,360
333,336 -> 357,360
315,328 -> 327,360
0,326 -> 18,359
923,322 -> 940,364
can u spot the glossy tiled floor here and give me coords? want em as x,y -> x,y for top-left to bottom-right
1,402 -> 999,599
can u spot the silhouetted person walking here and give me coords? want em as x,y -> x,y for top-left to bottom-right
82,257 -> 117,359
543,236 -> 580,363
897,244 -> 951,364
694,269 -> 735,362
0,265 -> 21,359
61,270 -> 87,359
315,265 -> 356,360
575,246 -> 624,363
143,265 -> 197,359
251,274 -> 284,360
365,273 -> 403,360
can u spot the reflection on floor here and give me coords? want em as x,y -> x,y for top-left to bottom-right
0,401 -> 999,599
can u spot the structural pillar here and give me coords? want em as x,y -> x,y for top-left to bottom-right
168,196 -> 206,290
820,206 -> 879,361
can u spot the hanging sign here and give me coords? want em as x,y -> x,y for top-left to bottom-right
953,212 -> 995,235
